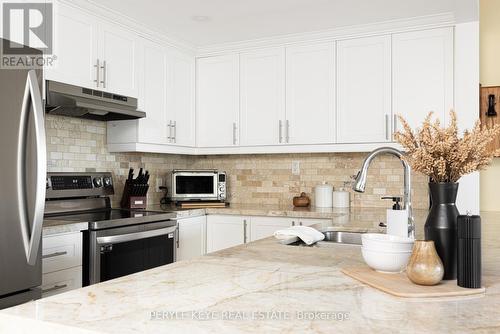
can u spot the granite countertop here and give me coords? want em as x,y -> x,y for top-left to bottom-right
4,211 -> 500,333
43,219 -> 88,236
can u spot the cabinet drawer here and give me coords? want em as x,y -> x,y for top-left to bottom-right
42,266 -> 82,298
42,232 -> 82,274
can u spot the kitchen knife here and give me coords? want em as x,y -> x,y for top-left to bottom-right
127,168 -> 134,182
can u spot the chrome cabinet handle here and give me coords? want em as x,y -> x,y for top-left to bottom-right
100,60 -> 107,88
94,59 -> 100,87
299,221 -> 303,226
243,219 -> 247,243
42,251 -> 67,259
42,284 -> 68,294
167,121 -> 172,142
17,71 -> 46,265
172,121 -> 177,143
285,120 -> 290,143
232,122 -> 237,145
176,227 -> 180,249
291,221 -> 295,226
279,120 -> 283,143
385,114 -> 390,141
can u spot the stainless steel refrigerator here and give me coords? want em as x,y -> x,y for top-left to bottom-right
0,39 -> 46,309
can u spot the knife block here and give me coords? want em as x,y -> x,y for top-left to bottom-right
120,180 -> 149,209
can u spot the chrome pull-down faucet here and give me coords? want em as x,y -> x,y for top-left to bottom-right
352,147 -> 415,239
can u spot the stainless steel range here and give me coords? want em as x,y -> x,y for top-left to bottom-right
44,172 -> 177,286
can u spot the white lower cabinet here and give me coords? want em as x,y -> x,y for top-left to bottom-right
249,217 -> 292,242
250,217 -> 330,241
206,215 -> 250,253
206,215 -> 330,249
41,267 -> 82,298
177,216 -> 207,261
42,231 -> 83,298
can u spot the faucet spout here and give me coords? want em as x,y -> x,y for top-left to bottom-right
353,147 -> 414,239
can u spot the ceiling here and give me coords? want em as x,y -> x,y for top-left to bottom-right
91,0 -> 478,47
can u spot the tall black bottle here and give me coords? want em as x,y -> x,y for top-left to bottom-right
425,182 -> 459,280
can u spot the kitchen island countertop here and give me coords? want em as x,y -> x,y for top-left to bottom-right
7,211 -> 500,333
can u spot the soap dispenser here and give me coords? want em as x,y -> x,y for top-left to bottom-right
382,196 -> 409,238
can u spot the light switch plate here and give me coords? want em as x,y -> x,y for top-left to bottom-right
292,161 -> 300,175
155,178 -> 163,192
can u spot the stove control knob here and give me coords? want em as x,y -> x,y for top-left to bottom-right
93,177 -> 103,188
103,177 -> 112,187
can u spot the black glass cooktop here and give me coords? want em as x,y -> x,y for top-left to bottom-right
46,209 -> 164,222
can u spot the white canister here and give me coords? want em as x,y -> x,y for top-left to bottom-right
332,190 -> 350,208
315,182 -> 333,208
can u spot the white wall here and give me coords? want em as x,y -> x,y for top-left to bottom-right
454,21 -> 480,214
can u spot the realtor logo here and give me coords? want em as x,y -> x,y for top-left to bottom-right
2,2 -> 53,54
1,2 -> 55,68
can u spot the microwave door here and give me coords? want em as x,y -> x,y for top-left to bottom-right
173,173 -> 217,200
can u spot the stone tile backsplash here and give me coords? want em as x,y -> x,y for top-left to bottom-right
45,114 -> 190,206
45,115 -> 429,209
190,154 -> 429,209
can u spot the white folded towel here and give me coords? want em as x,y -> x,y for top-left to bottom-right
274,226 -> 325,245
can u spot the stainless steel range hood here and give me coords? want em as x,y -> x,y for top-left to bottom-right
45,81 -> 145,121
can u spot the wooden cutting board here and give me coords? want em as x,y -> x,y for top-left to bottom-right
342,266 -> 486,298
180,202 -> 228,208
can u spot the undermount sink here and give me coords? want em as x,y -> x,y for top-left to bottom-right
321,231 -> 363,245
284,230 -> 364,247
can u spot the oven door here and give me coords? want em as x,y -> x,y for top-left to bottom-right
172,171 -> 218,201
87,221 -> 177,285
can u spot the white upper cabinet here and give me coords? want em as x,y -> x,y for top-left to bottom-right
137,38 -> 169,145
285,42 -> 336,145
337,35 -> 392,143
196,55 -> 240,147
46,3 -> 98,89
47,3 -> 138,97
167,50 -> 196,147
98,23 -> 139,97
392,28 -> 453,132
240,48 -> 285,146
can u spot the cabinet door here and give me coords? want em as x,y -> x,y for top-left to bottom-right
137,39 -> 169,144
249,217 -> 292,242
168,50 -> 195,146
98,22 -> 139,97
206,215 -> 248,253
177,216 -> 206,261
240,49 -> 285,146
392,28 -> 453,132
337,36 -> 391,143
285,43 -> 335,144
46,3 -> 98,89
196,55 -> 239,147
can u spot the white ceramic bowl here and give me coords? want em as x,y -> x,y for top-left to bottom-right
361,247 -> 412,273
362,233 -> 414,252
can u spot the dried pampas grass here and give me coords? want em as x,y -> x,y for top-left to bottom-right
394,110 -> 500,183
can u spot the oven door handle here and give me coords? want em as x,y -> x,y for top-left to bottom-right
96,226 -> 177,245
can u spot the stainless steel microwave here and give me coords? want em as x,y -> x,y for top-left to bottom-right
168,170 -> 226,202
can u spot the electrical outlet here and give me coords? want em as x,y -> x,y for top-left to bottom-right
291,161 -> 300,175
156,178 -> 163,192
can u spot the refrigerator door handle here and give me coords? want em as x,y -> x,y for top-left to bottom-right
17,70 -> 46,265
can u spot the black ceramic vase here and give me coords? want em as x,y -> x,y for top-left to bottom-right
425,182 -> 459,280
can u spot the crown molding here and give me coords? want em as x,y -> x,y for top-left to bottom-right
196,12 -> 456,57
